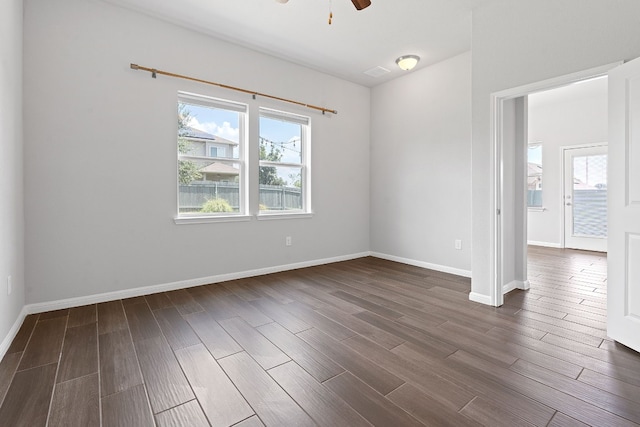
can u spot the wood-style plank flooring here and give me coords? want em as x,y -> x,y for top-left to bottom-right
1,247 -> 639,426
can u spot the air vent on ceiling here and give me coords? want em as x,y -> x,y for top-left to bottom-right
364,66 -> 391,78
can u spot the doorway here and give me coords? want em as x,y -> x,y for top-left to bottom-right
492,58 -> 640,353
563,144 -> 608,252
489,62 -> 618,307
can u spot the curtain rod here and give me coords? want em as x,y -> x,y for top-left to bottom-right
130,63 -> 338,115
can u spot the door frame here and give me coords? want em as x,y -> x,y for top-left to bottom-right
560,142 -> 608,250
488,62 -> 620,307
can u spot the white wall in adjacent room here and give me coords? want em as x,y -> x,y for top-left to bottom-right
370,52 -> 472,275
0,0 -> 25,350
527,77 -> 608,247
23,0 -> 371,304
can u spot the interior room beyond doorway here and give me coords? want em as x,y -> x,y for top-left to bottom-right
527,76 -> 609,252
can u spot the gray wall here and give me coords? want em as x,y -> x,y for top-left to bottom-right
23,0 -> 371,304
370,52 -> 472,275
527,77 -> 608,247
0,0 -> 25,351
471,0 -> 640,300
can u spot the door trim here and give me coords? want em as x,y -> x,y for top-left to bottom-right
487,62 -> 620,307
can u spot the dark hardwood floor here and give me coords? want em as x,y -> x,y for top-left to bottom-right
1,247 -> 639,426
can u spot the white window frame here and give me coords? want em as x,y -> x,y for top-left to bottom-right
257,108 -> 311,218
175,92 -> 249,223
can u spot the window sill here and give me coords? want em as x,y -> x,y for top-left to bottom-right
174,214 -> 252,225
528,207 -> 546,212
257,212 -> 314,221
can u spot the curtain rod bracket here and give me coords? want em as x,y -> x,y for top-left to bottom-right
252,94 -> 256,100
151,69 -> 157,79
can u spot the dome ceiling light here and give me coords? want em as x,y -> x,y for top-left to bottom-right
396,55 -> 420,71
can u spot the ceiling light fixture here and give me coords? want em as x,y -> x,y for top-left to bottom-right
396,55 -> 420,71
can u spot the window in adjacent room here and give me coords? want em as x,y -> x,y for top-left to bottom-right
177,92 -> 246,216
527,142 -> 543,208
258,108 -> 310,214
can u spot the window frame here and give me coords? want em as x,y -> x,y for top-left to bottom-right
257,107 -> 311,217
175,91 -> 249,223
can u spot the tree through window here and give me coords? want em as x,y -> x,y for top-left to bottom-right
258,109 -> 310,213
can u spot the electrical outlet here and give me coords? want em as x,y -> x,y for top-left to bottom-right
286,236 -> 292,246
455,240 -> 462,250
7,275 -> 12,296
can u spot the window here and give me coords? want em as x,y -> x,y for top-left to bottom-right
174,94 -> 310,222
208,146 -> 226,158
527,143 -> 543,208
177,92 -> 246,217
258,108 -> 310,214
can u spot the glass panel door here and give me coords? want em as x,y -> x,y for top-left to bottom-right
564,145 -> 608,252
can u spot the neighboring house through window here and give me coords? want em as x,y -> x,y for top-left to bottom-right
177,92 -> 246,216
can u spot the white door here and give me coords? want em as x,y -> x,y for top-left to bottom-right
608,57 -> 640,353
563,145 -> 608,252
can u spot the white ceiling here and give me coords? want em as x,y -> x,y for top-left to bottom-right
103,0 -> 492,87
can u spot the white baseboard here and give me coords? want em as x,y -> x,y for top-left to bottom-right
4,250 -> 471,360
467,279 -> 532,307
502,280 -> 519,294
0,306 -> 29,362
2,252 -> 368,361
24,251 -> 372,316
527,241 -> 562,249
370,252 -> 472,278
469,292 -> 492,305
502,279 -> 530,294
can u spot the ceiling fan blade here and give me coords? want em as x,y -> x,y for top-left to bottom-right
351,0 -> 371,10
